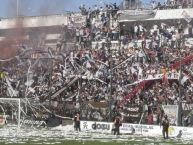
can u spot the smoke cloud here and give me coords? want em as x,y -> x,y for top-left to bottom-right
0,0 -> 73,59
0,0 -> 27,60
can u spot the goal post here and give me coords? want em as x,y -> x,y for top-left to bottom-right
0,98 -> 21,128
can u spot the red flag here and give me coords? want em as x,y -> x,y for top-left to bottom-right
162,72 -> 168,85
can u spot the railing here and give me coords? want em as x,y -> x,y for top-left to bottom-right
118,9 -> 155,16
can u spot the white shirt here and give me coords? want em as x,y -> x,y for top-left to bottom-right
153,25 -> 158,30
139,25 -> 143,32
172,34 -> 176,41
134,26 -> 138,33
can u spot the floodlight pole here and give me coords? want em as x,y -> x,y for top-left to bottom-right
177,37 -> 183,126
17,0 -> 19,17
110,55 -> 112,122
178,54 -> 182,126
49,61 -> 53,112
18,99 -> 21,129
108,41 -> 112,122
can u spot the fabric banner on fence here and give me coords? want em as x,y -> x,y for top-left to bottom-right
162,105 -> 178,126
127,73 -> 179,86
123,104 -> 141,123
138,73 -> 179,81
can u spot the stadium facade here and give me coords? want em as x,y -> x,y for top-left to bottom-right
0,5 -> 192,48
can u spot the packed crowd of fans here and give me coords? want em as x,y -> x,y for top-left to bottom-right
151,0 -> 193,10
0,1 -> 193,127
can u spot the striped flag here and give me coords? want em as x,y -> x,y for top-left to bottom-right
162,72 -> 168,85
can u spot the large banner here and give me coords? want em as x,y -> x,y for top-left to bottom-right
126,73 -> 179,87
182,103 -> 193,110
80,121 -> 193,139
138,73 -> 179,81
123,104 -> 141,123
162,105 -> 178,126
72,15 -> 86,25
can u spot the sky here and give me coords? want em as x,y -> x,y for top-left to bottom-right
0,0 -> 163,18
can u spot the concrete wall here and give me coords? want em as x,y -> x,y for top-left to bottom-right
0,8 -> 192,29
119,8 -> 193,22
0,14 -> 68,29
153,8 -> 193,21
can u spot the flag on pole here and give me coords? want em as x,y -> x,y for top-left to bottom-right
182,11 -> 192,23
162,72 -> 168,85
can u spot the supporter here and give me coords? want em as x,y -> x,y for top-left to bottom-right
162,115 -> 170,139
151,0 -> 157,9
157,2 -> 162,9
74,112 -> 81,131
113,115 -> 122,135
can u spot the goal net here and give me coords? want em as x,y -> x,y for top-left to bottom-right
0,98 -> 22,128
